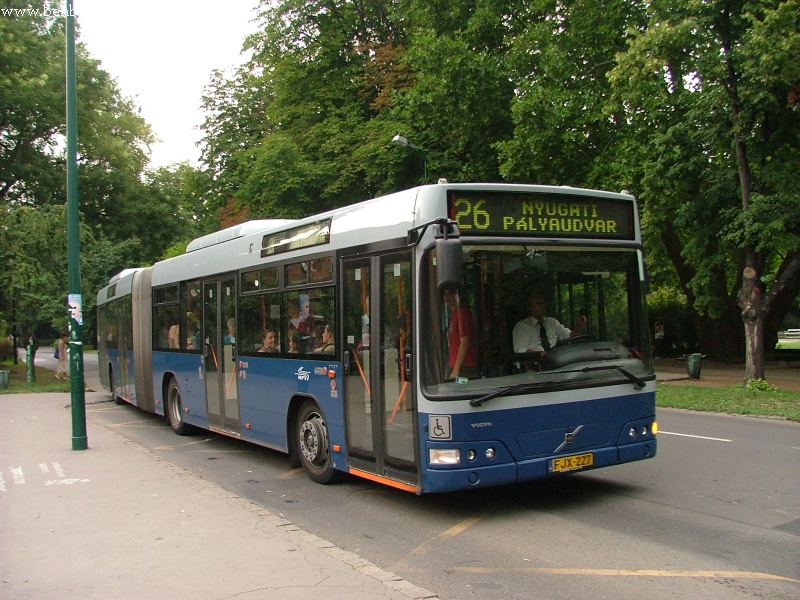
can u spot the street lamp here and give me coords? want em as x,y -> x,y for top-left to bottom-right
392,134 -> 428,183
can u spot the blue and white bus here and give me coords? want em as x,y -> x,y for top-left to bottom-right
97,183 -> 657,494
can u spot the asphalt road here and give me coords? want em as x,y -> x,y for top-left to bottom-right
26,348 -> 800,599
75,403 -> 798,600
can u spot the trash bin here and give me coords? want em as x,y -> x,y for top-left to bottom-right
686,353 -> 703,379
0,370 -> 9,390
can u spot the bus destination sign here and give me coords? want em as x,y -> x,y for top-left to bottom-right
448,191 -> 635,240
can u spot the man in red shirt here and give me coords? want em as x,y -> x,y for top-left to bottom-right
442,288 -> 478,380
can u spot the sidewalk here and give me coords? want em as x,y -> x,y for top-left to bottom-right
654,356 -> 800,392
0,391 -> 438,600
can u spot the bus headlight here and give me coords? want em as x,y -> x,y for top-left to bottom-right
429,449 -> 460,465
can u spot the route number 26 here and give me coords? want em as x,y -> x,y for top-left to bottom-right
453,199 -> 490,230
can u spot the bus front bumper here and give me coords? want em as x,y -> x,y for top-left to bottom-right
421,439 -> 657,494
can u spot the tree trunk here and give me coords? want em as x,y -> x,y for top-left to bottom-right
740,268 -> 767,382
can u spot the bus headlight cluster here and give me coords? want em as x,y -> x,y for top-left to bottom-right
628,422 -> 656,439
430,447 -> 498,465
429,449 -> 460,465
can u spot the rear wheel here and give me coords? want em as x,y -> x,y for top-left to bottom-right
166,378 -> 191,435
296,401 -> 343,484
110,367 -> 124,405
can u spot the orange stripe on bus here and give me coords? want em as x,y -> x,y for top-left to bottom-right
348,468 -> 419,494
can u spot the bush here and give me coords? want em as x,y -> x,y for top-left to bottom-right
0,338 -> 13,362
742,378 -> 779,393
647,286 -> 698,356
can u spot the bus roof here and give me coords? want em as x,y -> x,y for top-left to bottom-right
99,183 -> 638,290
185,219 -> 297,253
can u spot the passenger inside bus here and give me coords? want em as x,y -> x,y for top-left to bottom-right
287,331 -> 301,354
442,288 -> 478,380
168,323 -> 180,349
313,324 -> 335,353
258,328 -> 280,353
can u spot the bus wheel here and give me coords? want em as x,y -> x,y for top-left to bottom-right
296,401 -> 343,484
166,379 -> 190,436
110,367 -> 124,405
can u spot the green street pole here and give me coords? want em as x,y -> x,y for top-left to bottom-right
66,0 -> 87,450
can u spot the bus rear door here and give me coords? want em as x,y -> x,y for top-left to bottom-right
202,275 -> 241,433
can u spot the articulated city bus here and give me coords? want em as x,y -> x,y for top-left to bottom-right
97,183 -> 657,494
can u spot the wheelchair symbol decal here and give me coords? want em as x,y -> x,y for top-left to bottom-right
429,415 -> 452,440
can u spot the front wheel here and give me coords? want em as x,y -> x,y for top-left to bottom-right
296,401 -> 343,484
166,378 -> 191,436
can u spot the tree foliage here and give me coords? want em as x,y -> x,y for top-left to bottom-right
608,0 -> 800,375
0,3 -> 195,342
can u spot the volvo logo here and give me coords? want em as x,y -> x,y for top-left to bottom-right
554,425 -> 584,453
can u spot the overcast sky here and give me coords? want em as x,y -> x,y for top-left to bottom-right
73,0 -> 259,169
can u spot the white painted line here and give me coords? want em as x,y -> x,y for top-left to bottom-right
659,430 -> 732,442
11,466 -> 25,484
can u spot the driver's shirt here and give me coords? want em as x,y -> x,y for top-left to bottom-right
512,316 -> 571,354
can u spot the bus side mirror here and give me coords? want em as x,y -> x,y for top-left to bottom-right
436,238 -> 463,292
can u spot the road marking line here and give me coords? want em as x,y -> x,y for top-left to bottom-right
406,515 -> 484,558
452,567 -> 798,582
275,468 -> 303,480
659,430 -> 732,442
108,419 -> 162,428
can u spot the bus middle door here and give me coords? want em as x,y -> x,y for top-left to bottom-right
342,253 -> 418,488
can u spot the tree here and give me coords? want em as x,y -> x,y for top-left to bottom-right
1,0 -> 68,205
1,2 -> 154,210
0,204 -> 135,344
609,0 -> 800,380
498,0 -> 646,188
0,2 -> 166,343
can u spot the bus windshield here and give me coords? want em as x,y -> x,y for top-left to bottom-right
422,245 -> 651,395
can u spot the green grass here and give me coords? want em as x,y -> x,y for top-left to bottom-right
0,361 -> 72,394
775,339 -> 800,350
657,382 -> 800,422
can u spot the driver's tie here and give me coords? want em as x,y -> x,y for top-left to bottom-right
538,321 -> 551,351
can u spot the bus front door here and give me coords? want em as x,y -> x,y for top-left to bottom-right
343,253 -> 418,487
203,276 -> 240,433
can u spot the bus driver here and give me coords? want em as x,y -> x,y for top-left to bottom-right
513,294 -> 587,360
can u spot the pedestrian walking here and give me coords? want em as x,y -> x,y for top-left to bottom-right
654,317 -> 665,358
55,333 -> 69,379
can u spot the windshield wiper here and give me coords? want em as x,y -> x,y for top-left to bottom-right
469,365 -> 646,408
573,365 -> 645,389
470,381 -> 560,407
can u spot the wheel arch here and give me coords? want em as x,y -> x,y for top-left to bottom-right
286,393 -> 319,468
160,371 -> 178,411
